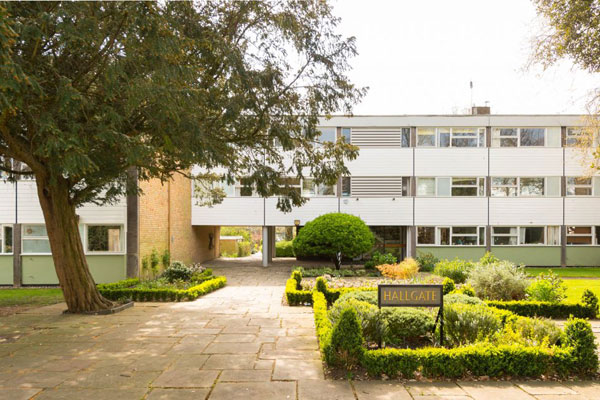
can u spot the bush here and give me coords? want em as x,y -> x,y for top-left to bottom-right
486,300 -> 597,319
501,316 -> 562,347
329,307 -> 364,369
380,307 -> 434,347
285,277 -> 312,306
337,290 -> 378,306
376,258 -> 419,280
416,252 -> 438,272
329,298 -> 384,345
220,226 -> 251,242
292,266 -> 379,278
479,251 -> 499,266
364,251 -> 397,270
237,240 -> 251,257
434,258 -> 473,283
563,318 -> 598,375
526,271 -> 566,303
444,293 -> 484,306
275,240 -> 295,257
468,261 -> 528,301
581,289 -> 599,316
292,213 -> 374,269
442,277 -> 455,295
457,283 -> 475,297
443,304 -> 502,347
161,261 -> 194,282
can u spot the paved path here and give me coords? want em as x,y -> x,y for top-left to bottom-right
0,258 -> 598,399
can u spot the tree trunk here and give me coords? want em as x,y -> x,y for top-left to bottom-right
35,177 -> 113,312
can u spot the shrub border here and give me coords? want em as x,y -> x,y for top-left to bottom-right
486,300 -> 596,319
98,276 -> 227,302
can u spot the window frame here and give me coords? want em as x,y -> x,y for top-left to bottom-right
1,224 -> 13,254
491,177 -> 518,197
491,127 -> 547,147
301,178 -> 336,198
519,177 -> 546,197
341,127 -> 351,144
316,127 -> 337,144
566,226 -> 596,246
84,224 -> 125,254
566,177 -> 593,196
417,226 -> 485,247
417,127 -> 486,148
491,226 -> 560,246
416,177 -> 485,197
21,224 -> 51,255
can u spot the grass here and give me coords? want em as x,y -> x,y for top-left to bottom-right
526,267 -> 600,278
0,288 -> 64,308
563,279 -> 600,302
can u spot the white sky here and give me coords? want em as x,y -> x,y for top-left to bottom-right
332,0 -> 598,115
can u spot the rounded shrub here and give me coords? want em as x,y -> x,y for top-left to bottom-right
416,252 -> 438,272
328,298 -> 384,345
275,240 -> 295,257
434,258 -> 473,283
526,271 -> 566,303
442,277 -> 455,295
581,289 -> 599,316
563,318 -> 599,375
161,261 -> 193,282
443,304 -> 503,347
379,308 -> 435,347
293,213 -> 374,269
444,293 -> 484,306
467,261 -> 529,301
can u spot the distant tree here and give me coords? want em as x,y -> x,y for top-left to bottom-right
0,2 -> 364,312
293,213 -> 374,269
531,0 -> 600,168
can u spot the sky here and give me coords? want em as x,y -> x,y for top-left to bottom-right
332,0 -> 598,115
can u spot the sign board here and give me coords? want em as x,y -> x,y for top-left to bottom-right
378,284 -> 443,307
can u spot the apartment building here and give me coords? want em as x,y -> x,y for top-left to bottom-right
192,108 -> 600,267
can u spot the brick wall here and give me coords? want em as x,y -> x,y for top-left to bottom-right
138,174 -> 219,276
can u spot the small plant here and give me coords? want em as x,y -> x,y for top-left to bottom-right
376,258 -> 419,280
581,289 -> 599,316
526,270 -> 566,303
329,307 -> 364,369
563,317 -> 599,375
416,252 -> 438,272
444,292 -> 484,306
365,251 -> 397,270
433,258 -> 473,283
275,240 -> 295,257
442,277 -> 455,295
443,304 -> 502,347
237,240 -> 251,257
141,255 -> 149,277
161,249 -> 171,269
161,261 -> 193,282
479,251 -> 499,266
457,283 -> 475,297
150,248 -> 160,277
468,260 -> 528,301
500,316 -> 562,347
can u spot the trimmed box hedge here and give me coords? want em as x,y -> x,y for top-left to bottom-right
98,276 -> 227,302
486,300 -> 597,319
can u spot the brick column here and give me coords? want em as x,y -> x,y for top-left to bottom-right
13,224 -> 21,287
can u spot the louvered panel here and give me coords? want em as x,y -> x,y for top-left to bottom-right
351,128 -> 403,147
351,177 -> 403,197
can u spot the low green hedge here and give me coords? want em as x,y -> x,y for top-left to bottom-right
486,300 -> 597,319
276,240 -> 295,257
97,278 -> 140,290
285,272 -> 312,305
98,276 -> 226,302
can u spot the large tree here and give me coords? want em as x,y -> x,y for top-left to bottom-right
531,0 -> 600,163
0,1 -> 364,312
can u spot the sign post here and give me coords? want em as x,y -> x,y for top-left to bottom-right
378,284 -> 444,346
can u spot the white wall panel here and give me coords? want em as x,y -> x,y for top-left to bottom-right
415,149 -> 487,176
347,148 -> 412,176
415,198 -> 487,225
265,197 -> 338,226
490,148 -> 563,176
0,181 -> 16,224
565,148 -> 599,176
490,198 -> 562,225
565,198 -> 600,225
192,197 -> 264,226
340,197 -> 412,225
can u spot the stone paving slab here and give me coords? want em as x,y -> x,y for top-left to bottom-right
152,368 -> 219,388
209,381 -> 296,400
298,380 -> 355,400
353,381 -> 413,400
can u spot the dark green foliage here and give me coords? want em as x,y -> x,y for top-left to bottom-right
563,318 -> 598,375
361,349 -> 420,378
364,251 -> 397,270
442,277 -> 455,295
292,266 -> 379,278
486,300 -> 597,319
161,261 -> 194,283
293,213 -> 374,269
416,252 -> 438,272
275,240 -> 295,257
444,293 -> 484,306
98,276 -> 226,302
581,289 -> 599,316
337,291 -> 378,306
435,259 -> 473,283
329,308 -> 364,369
329,299 -> 384,346
97,279 -> 140,290
379,308 -> 434,347
443,304 -> 502,347
315,276 -> 328,294
161,250 -> 170,269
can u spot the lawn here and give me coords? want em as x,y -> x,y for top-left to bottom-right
0,288 -> 64,315
563,279 -> 600,302
526,267 -> 600,278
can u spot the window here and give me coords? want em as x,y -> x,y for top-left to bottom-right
567,226 -> 593,245
22,224 -> 51,253
87,225 -> 122,252
547,226 -> 561,246
417,226 -> 484,246
493,227 -> 518,245
317,127 -> 336,143
520,177 -> 544,196
520,226 -> 544,245
1,225 -> 13,253
341,128 -> 351,143
566,128 -> 584,147
401,177 -> 410,196
416,177 -> 484,197
491,128 -> 546,147
451,177 -> 485,196
341,177 -> 351,197
491,177 -> 518,197
567,177 -> 592,196
416,178 -> 435,196
401,128 -> 410,147
302,178 -> 335,197
417,227 -> 435,244
417,128 -> 436,147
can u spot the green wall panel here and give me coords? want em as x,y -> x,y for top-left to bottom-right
566,247 -> 600,267
0,256 -> 13,285
416,247 -> 486,261
22,255 -> 126,285
490,247 -> 560,266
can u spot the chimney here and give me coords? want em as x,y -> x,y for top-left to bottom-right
471,106 -> 490,115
